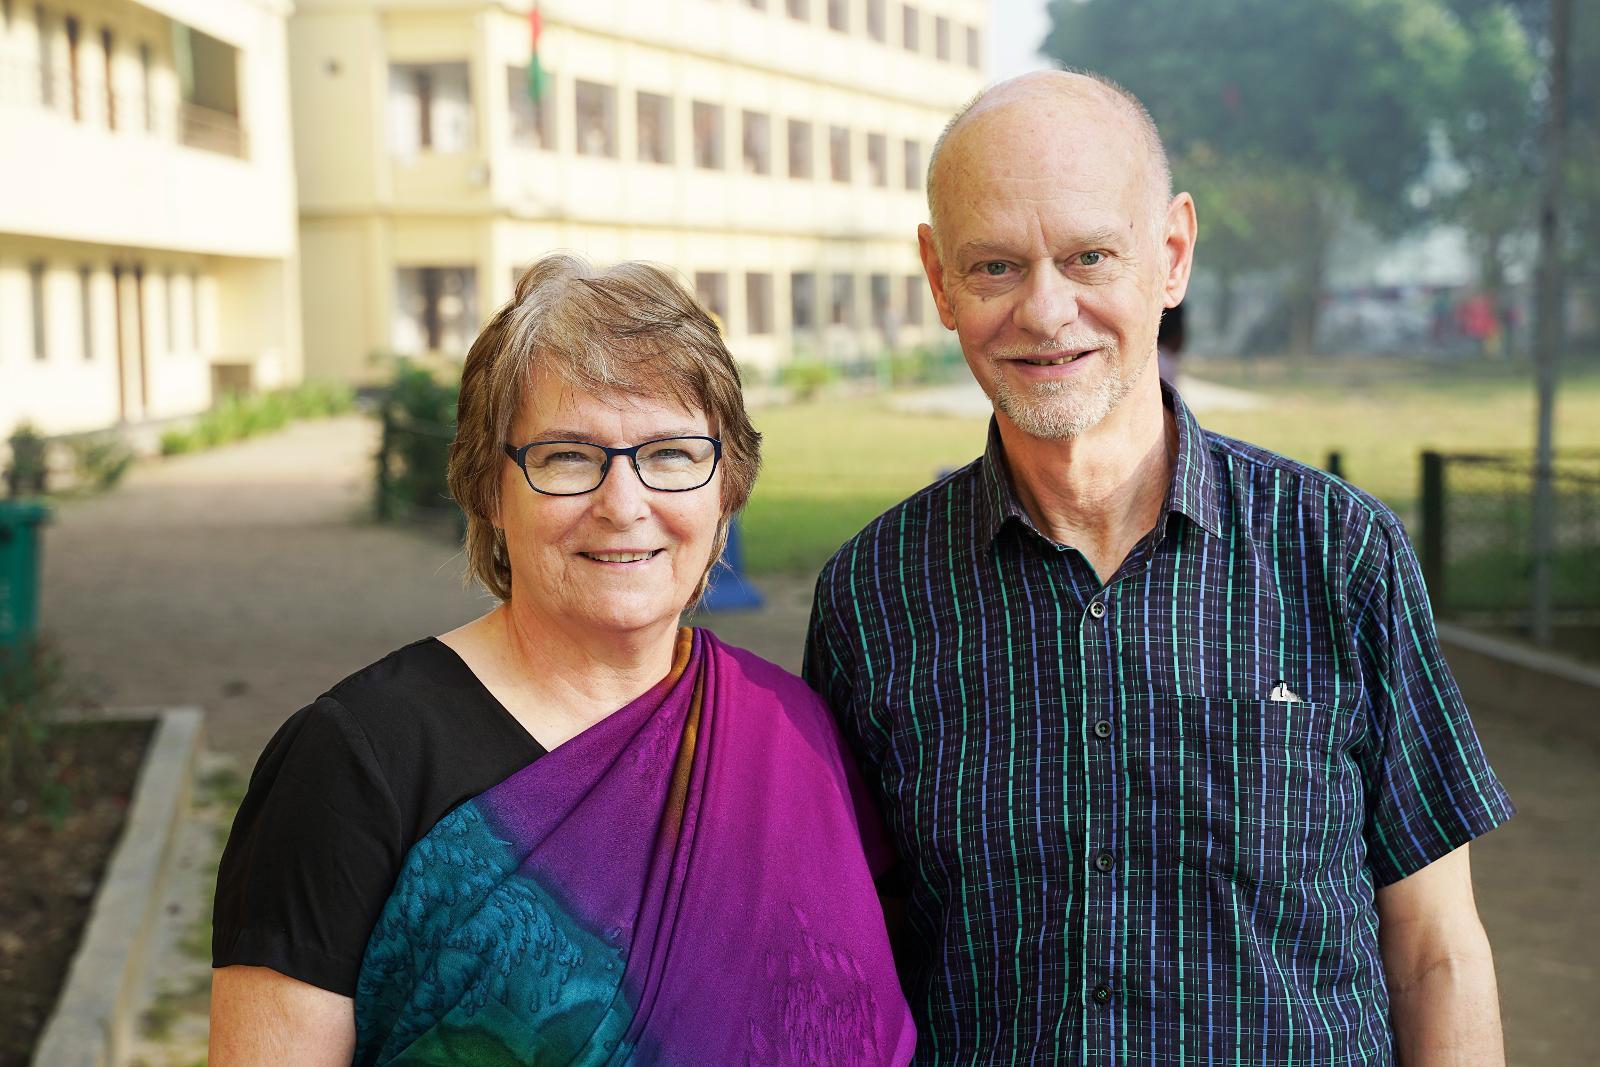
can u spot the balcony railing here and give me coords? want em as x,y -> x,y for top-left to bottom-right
0,57 -> 248,159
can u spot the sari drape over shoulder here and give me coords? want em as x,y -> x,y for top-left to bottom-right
353,628 -> 915,1066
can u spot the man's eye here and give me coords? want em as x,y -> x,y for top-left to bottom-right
1077,251 -> 1105,267
981,262 -> 1009,277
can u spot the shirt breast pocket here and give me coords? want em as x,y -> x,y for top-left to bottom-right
1164,696 -> 1357,888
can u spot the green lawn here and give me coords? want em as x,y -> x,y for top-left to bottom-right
741,364 -> 1600,577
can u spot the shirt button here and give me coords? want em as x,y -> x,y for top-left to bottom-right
1094,850 -> 1116,873
1093,719 -> 1112,739
1092,984 -> 1112,1005
1088,599 -> 1106,619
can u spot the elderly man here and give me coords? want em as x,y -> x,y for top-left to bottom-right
804,71 -> 1511,1064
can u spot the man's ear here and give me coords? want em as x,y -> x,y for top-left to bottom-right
918,223 -> 959,331
1162,192 -> 1198,309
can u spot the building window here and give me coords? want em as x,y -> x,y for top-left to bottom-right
935,15 -> 950,61
829,273 -> 855,327
574,79 -> 617,157
36,7 -> 54,109
694,272 -> 728,325
901,4 -> 918,52
790,272 -> 816,330
786,119 -> 812,179
1,1 -> 11,28
870,273 -> 891,331
903,138 -> 921,191
388,62 -> 473,157
786,0 -> 808,22
904,274 -> 924,328
79,267 -> 93,360
827,0 -> 848,33
139,42 -> 153,133
742,110 -> 771,175
101,28 -> 115,130
692,101 -> 724,169
866,132 -> 887,187
393,267 -> 479,355
965,26 -> 981,70
173,27 -> 246,156
742,0 -> 767,8
746,273 -> 774,335
65,15 -> 81,120
29,262 -> 47,361
828,125 -> 851,183
866,0 -> 885,42
636,91 -> 673,164
507,66 -> 555,149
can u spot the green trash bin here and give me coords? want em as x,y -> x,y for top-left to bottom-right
0,500 -> 51,650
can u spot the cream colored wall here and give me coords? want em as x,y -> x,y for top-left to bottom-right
0,0 -> 302,440
290,0 -> 987,381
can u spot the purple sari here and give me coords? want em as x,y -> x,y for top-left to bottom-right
353,628 -> 914,1065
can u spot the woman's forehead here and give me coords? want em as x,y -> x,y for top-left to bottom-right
516,377 -> 709,435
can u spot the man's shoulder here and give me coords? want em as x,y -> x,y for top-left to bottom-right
815,457 -> 984,589
1199,426 -> 1404,538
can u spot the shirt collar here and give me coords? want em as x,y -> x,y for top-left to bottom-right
973,380 -> 1225,547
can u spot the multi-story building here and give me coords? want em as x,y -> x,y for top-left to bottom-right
0,0 -> 300,441
290,0 -> 987,383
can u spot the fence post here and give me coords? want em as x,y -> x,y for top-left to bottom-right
1420,451 -> 1446,611
1326,451 -> 1344,480
375,408 -> 393,521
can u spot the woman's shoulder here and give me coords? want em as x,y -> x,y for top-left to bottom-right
701,630 -> 820,703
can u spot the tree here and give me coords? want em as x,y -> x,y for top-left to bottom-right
1043,0 -> 1470,355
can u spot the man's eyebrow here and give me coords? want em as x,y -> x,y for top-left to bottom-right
954,229 -> 1129,263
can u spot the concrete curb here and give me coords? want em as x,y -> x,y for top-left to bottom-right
1439,623 -> 1600,750
31,708 -> 204,1067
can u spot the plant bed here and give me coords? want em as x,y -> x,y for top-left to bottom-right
0,719 -> 153,1067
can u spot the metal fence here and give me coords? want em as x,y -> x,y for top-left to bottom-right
1418,449 -> 1600,628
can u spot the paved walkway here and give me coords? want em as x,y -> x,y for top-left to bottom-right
36,414 -> 1597,1065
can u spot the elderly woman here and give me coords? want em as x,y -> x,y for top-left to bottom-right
210,255 -> 914,1066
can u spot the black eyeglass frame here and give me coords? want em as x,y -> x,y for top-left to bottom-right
502,435 -> 724,497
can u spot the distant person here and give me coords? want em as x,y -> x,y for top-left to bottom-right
806,70 -> 1512,1064
211,255 -> 914,1066
1155,300 -> 1185,385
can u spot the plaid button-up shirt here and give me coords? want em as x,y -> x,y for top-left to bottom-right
804,387 -> 1512,1065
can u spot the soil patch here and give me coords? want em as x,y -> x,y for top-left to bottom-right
0,719 -> 153,1067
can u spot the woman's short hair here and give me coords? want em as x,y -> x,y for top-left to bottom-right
448,253 -> 762,602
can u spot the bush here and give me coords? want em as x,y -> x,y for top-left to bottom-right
66,434 -> 134,491
5,424 -> 48,497
779,360 -> 840,402
157,382 -> 357,459
375,361 -> 460,519
0,643 -> 65,809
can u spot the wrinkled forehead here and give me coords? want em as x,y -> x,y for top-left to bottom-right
511,363 -> 711,437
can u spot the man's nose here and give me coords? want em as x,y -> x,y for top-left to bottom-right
591,458 -> 650,526
1011,265 -> 1080,340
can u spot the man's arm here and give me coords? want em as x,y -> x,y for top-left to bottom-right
1376,843 -> 1504,1066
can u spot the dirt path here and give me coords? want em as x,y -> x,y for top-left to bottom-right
40,415 -> 489,759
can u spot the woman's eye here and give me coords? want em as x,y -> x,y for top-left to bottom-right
981,261 -> 1009,277
543,451 -> 592,466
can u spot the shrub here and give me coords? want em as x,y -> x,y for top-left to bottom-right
5,424 -> 49,497
375,361 -> 460,519
0,643 -> 64,807
780,360 -> 839,402
66,434 -> 134,491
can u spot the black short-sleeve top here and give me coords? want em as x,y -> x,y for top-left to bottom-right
212,638 -> 547,996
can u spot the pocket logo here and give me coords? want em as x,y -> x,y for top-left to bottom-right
1269,680 -> 1303,704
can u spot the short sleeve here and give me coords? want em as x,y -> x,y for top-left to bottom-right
213,696 -> 404,996
1353,518 -> 1514,887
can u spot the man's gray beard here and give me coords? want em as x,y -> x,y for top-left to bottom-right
989,347 -> 1135,440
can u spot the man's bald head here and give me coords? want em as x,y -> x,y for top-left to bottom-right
926,70 -> 1174,251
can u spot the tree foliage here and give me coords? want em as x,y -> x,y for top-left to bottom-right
1041,0 -> 1561,353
